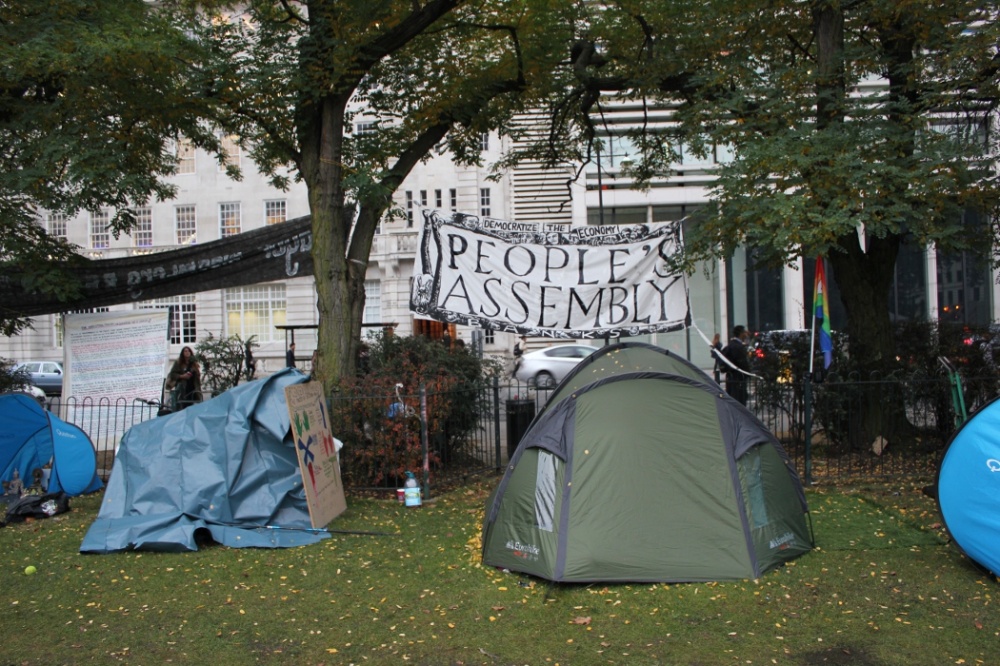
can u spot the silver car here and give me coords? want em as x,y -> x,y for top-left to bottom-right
515,344 -> 595,389
14,361 -> 64,395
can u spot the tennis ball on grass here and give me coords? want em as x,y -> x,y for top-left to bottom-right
24,566 -> 36,575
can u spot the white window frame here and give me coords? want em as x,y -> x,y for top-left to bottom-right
225,284 -> 287,342
137,296 -> 197,344
90,210 -> 110,249
46,212 -> 68,239
176,137 -> 196,174
218,133 -> 240,171
265,199 -> 287,226
175,204 -> 197,244
219,202 -> 241,237
405,190 -> 414,227
479,187 -> 491,218
450,188 -> 457,211
363,280 -> 381,324
132,206 -> 153,248
435,189 -> 443,209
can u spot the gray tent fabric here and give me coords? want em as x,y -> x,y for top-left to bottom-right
483,343 -> 812,583
81,369 -> 330,553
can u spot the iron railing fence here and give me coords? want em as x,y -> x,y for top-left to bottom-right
747,371 -> 991,483
40,371 -> 990,494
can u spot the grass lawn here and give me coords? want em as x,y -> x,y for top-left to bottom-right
1,478 -> 996,665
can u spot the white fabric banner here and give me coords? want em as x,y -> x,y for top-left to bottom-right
410,210 -> 689,339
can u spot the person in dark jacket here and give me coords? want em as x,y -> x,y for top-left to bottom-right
714,325 -> 751,405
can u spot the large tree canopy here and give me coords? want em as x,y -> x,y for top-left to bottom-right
4,0 -> 1000,402
187,0 -> 581,386
561,0 -> 1000,373
0,0 -> 224,334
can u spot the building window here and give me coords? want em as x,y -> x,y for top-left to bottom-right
420,190 -> 428,207
176,138 -> 196,174
175,205 -> 197,244
364,280 -> 381,324
138,296 -> 197,344
219,202 -> 241,237
46,212 -> 68,239
435,189 -> 443,209
484,329 -> 495,344
132,206 -> 153,248
480,187 -> 491,217
265,199 -> 287,226
90,210 -> 110,249
450,188 -> 457,211
480,132 -> 490,151
405,190 -> 414,227
219,133 -> 240,171
225,284 -> 286,342
355,121 -> 377,135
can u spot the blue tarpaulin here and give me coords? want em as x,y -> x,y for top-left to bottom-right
81,369 -> 331,553
0,393 -> 103,497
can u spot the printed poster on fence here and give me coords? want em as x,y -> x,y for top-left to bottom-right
409,209 -> 690,339
64,310 -> 171,401
285,381 -> 346,528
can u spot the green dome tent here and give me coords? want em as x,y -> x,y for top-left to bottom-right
482,343 -> 812,583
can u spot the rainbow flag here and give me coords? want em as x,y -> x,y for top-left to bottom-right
813,257 -> 833,369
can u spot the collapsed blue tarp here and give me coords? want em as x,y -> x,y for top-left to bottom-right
81,369 -> 330,553
0,393 -> 103,496
937,396 -> 1000,576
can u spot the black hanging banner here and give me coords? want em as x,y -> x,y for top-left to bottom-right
1,216 -> 313,319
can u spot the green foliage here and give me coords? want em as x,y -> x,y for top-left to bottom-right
194,333 -> 258,395
564,0 -> 1000,375
331,332 -> 493,487
0,357 -> 31,394
0,0 -> 225,334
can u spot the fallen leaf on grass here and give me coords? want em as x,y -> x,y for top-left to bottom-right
571,616 -> 591,625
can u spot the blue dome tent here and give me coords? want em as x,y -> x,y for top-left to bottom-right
938,396 -> 1000,576
0,393 -> 103,497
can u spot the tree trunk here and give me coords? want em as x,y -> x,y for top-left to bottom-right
301,91 -> 358,391
828,232 -> 907,451
828,232 -> 900,376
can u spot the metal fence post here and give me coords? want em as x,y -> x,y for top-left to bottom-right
493,376 -> 502,469
803,375 -> 813,485
420,383 -> 430,500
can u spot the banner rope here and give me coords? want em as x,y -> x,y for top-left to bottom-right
689,320 -> 763,380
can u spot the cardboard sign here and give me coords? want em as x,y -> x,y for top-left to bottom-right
285,382 -> 347,528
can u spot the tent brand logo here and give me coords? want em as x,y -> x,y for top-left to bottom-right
505,540 -> 540,561
54,428 -> 78,439
986,459 -> 1000,472
769,532 -> 796,551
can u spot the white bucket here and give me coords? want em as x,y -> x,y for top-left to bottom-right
404,486 -> 422,507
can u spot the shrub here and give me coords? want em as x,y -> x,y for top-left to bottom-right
330,332 -> 493,488
0,357 -> 31,394
195,333 -> 258,396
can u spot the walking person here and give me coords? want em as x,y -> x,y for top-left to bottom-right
286,342 -> 297,368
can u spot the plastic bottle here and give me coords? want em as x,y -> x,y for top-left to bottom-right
403,471 -> 421,507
